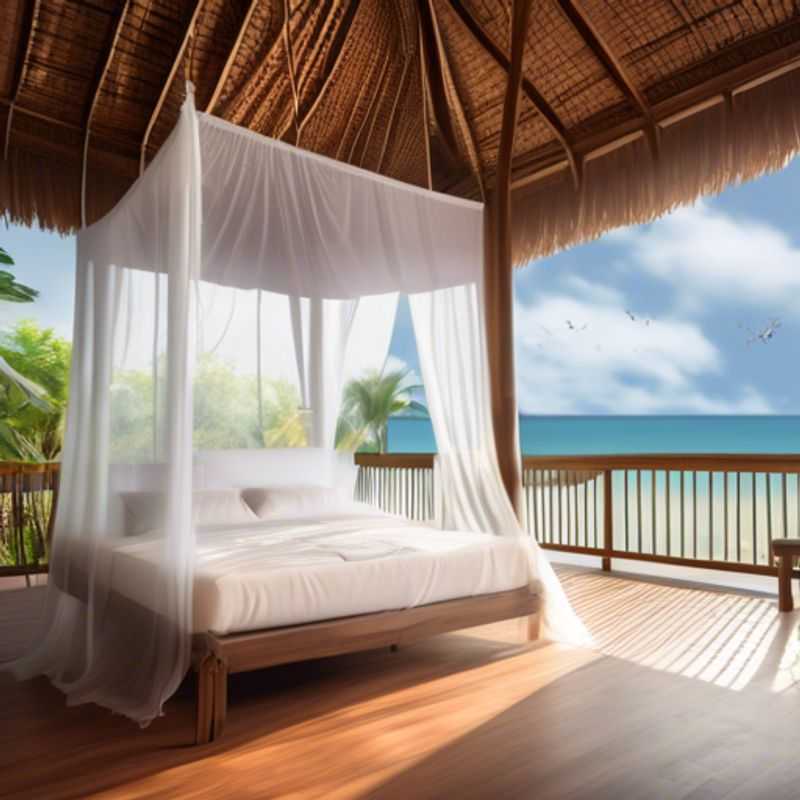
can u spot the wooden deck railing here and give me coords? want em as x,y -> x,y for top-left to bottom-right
0,462 -> 59,578
7,453 -> 797,580
356,453 -> 800,577
353,453 -> 436,521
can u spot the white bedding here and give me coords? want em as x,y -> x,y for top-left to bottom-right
102,507 -> 535,635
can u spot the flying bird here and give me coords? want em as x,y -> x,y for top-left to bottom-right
626,309 -> 653,326
566,320 -> 588,332
743,318 -> 781,345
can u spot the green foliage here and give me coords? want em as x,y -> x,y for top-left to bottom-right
110,353 -> 309,460
0,321 -> 70,461
0,317 -> 425,463
0,247 -> 38,303
337,368 -> 426,453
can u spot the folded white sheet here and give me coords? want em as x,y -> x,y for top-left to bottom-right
93,508 -> 537,635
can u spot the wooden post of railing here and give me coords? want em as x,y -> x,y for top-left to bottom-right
602,468 -> 613,571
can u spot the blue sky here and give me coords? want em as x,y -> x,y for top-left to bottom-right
2,154 -> 799,415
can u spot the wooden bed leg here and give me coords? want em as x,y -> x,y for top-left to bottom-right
527,612 -> 541,642
212,657 -> 228,741
195,654 -> 228,745
195,654 -> 215,745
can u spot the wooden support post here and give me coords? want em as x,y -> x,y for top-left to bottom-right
773,539 -> 800,612
602,468 -> 613,571
483,0 -> 532,520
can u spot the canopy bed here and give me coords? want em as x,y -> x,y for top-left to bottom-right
6,86 -> 586,742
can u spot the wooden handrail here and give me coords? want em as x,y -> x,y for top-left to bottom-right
354,453 -> 434,469
522,454 -> 800,474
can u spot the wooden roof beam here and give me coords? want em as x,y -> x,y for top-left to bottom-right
140,0 -> 204,174
416,0 -> 478,188
418,17 -> 433,190
4,0 -> 41,161
205,0 -> 260,114
423,0 -> 486,199
666,0 -> 714,55
376,56 -> 412,174
283,0 -> 300,141
555,0 -> 660,160
81,0 -> 132,226
447,0 -> 582,189
274,0 -> 364,143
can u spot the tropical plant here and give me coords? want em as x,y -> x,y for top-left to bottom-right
0,321 -> 70,460
337,368 -> 426,453
0,247 -> 38,303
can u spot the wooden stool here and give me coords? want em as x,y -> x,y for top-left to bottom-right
772,539 -> 800,612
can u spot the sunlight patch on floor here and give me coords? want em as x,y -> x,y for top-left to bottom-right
560,570 -> 798,692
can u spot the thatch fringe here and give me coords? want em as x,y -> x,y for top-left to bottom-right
511,66 -> 800,267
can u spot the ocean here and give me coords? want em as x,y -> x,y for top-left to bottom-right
388,415 -> 800,579
388,415 -> 800,455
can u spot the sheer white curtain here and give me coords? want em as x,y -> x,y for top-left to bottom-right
9,91 -> 202,723
410,282 -> 589,644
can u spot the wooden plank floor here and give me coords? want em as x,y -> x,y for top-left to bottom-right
2,568 -> 799,799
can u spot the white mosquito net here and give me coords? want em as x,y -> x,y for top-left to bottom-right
8,86 -> 586,726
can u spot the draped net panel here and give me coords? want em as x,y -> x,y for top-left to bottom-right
8,88 -> 585,726
410,284 -> 589,643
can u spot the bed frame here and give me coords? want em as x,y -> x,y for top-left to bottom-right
192,586 -> 541,744
64,451 -> 540,743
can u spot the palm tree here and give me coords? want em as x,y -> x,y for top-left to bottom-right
0,247 -> 38,303
337,368 -> 426,453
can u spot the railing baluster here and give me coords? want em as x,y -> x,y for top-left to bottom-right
782,472 -> 788,539
794,472 -> 800,537
636,470 -> 642,554
708,471 -> 713,561
572,474 -> 578,547
583,473 -> 588,548
593,474 -> 599,548
624,470 -> 629,552
666,470 -> 671,557
753,473 -> 758,565
651,469 -> 656,555
680,471 -> 685,558
693,471 -> 698,559
724,472 -> 729,562
766,472 -> 773,561
736,472 -> 742,561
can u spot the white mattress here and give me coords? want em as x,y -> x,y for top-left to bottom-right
102,508 -> 535,635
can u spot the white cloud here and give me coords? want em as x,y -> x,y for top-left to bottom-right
514,285 -> 773,415
614,202 -> 800,313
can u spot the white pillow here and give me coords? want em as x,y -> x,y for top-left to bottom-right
121,489 -> 257,535
242,486 -> 354,519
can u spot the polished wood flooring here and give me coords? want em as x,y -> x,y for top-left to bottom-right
2,568 -> 799,799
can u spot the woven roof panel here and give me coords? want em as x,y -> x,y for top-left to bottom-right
1,0 -> 799,231
0,0 -> 27,99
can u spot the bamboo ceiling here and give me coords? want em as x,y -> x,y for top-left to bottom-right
2,0 -> 800,264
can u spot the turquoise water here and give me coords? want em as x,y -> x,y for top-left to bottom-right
388,415 -> 800,565
388,415 -> 800,455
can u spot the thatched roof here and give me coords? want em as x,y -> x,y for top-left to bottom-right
2,1 -> 800,264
